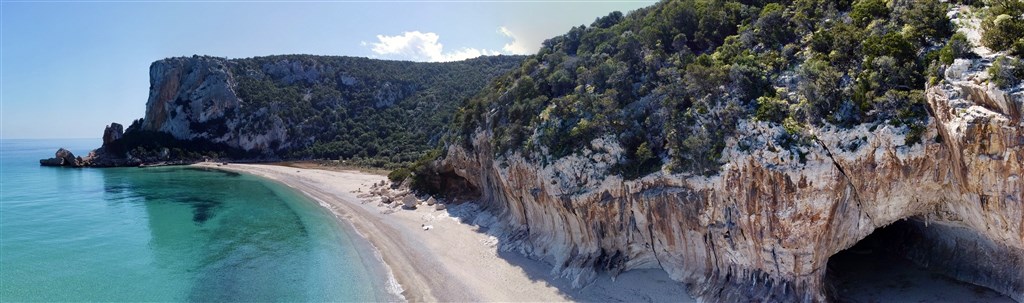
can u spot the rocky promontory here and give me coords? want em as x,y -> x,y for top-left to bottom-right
39,122 -> 175,167
40,54 -> 523,168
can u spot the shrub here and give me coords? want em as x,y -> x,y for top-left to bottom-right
989,56 -> 1024,89
755,96 -> 789,123
981,0 -> 1024,53
939,33 -> 977,64
850,0 -> 889,27
388,168 -> 411,183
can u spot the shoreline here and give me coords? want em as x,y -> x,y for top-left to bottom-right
195,162 -> 695,302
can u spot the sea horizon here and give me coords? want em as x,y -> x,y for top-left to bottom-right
0,139 -> 397,301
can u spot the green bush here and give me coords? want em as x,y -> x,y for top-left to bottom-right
990,56 -> 1024,89
938,33 -> 977,64
755,96 -> 789,124
981,1 -> 1024,52
850,0 -> 889,27
388,168 -> 411,183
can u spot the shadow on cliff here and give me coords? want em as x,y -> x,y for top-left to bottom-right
440,202 -> 697,302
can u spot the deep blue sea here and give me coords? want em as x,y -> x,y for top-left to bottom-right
0,139 -> 392,302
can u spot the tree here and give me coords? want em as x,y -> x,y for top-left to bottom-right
899,0 -> 952,44
797,58 -> 844,123
939,33 -> 977,64
850,0 -> 889,27
981,0 -> 1024,53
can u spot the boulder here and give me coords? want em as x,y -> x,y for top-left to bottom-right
402,195 -> 418,209
426,197 -> 437,206
435,203 -> 446,211
39,148 -> 81,167
944,59 -> 972,81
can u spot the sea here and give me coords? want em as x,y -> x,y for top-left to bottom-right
0,139 -> 395,302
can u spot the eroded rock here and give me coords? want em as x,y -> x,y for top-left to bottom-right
433,56 -> 1024,302
102,123 -> 123,146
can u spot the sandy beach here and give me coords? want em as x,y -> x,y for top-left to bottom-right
195,162 -> 695,302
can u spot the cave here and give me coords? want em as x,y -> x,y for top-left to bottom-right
439,171 -> 481,200
825,218 -> 1016,302
423,170 -> 481,201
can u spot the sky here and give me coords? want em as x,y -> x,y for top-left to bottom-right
0,0 -> 655,139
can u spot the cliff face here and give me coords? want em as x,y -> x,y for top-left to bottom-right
436,58 -> 1023,301
136,55 -> 524,160
142,57 -> 253,150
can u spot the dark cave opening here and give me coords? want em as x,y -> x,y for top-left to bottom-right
430,171 -> 481,201
825,219 -> 1014,303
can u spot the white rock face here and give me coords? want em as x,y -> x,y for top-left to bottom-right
437,57 -> 1024,302
945,58 -> 973,81
143,57 -> 242,146
141,56 -> 287,155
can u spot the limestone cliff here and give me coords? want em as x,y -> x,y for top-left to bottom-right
433,56 -> 1023,301
136,55 -> 523,159
141,57 -> 252,150
41,54 -> 523,167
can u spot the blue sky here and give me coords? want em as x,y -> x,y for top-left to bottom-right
1,1 -> 654,139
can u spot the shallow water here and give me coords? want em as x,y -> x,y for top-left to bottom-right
1,139 -> 390,301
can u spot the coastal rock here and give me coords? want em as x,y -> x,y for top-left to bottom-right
426,197 -> 437,206
39,148 -> 81,167
102,123 -> 123,146
134,55 -> 522,158
435,203 -> 446,211
433,57 -> 1024,302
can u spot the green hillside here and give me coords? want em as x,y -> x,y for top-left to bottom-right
444,0 -> 981,178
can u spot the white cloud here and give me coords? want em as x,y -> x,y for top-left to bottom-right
366,31 -> 500,62
498,26 -> 533,55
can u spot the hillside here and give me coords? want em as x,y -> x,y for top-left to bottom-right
440,0 -> 968,177
107,54 -> 524,168
414,0 -> 1023,302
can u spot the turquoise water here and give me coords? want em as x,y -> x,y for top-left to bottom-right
0,139 -> 392,302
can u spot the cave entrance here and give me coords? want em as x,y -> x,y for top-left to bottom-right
825,218 -> 1014,302
431,171 -> 481,201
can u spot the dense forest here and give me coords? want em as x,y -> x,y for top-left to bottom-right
432,0 -> 1019,181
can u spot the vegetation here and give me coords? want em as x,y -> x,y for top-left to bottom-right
118,55 -> 524,169
938,33 -> 977,65
448,0 -> 963,178
990,56 -> 1024,89
980,0 -> 1024,56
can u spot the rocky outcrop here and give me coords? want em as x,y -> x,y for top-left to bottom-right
102,123 -> 124,146
142,56 -> 253,150
435,57 -> 1023,301
40,122 -> 178,168
39,148 -> 83,167
136,55 -> 523,158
